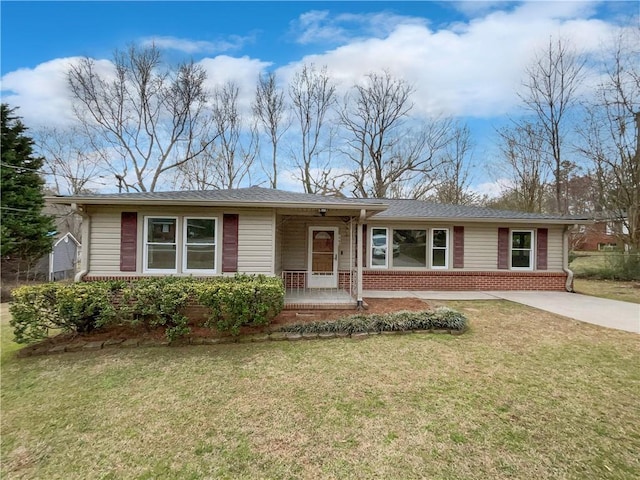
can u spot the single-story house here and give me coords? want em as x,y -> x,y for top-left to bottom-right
48,187 -> 589,308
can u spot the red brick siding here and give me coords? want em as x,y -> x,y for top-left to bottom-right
362,270 -> 568,291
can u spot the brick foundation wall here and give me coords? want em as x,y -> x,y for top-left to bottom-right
362,270 -> 569,291
85,271 -> 570,292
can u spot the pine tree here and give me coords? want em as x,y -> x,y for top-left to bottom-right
1,104 -> 55,280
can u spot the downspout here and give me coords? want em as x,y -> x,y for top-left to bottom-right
563,225 -> 575,292
356,209 -> 366,309
72,203 -> 90,282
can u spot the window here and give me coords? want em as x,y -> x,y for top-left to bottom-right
183,217 -> 217,274
370,228 -> 388,268
143,216 -> 218,274
393,229 -> 426,267
144,217 -> 178,272
511,230 -> 533,270
431,229 -> 449,268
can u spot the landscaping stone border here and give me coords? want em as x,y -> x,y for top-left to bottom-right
15,328 -> 464,357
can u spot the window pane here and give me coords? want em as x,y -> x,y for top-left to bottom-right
185,245 -> 215,270
147,244 -> 176,270
512,250 -> 531,268
512,232 -> 531,249
186,219 -> 215,244
147,218 -> 176,243
393,229 -> 426,267
432,249 -> 446,267
433,229 -> 447,248
371,228 -> 387,266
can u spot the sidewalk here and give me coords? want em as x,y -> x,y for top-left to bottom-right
363,290 -> 640,334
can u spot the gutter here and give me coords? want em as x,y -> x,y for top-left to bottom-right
356,208 -> 366,310
562,225 -> 575,292
72,203 -> 90,282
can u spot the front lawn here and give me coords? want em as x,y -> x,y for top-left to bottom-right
573,278 -> 640,304
1,301 -> 639,479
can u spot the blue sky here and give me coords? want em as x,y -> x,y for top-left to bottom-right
1,1 -> 638,194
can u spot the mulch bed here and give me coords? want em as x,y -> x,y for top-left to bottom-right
18,297 -> 432,354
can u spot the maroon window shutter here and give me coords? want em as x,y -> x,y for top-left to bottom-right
536,228 -> 548,270
498,227 -> 509,270
453,226 -> 464,268
222,214 -> 239,273
120,212 -> 137,272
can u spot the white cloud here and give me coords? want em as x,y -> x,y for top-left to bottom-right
290,9 -> 426,45
471,178 -> 512,198
1,57 -> 116,128
140,34 -> 253,54
198,56 -> 271,113
279,2 -> 622,119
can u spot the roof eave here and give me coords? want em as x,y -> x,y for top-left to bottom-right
46,196 -> 388,211
376,216 -> 592,225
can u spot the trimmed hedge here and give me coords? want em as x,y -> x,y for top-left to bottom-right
9,275 -> 285,343
10,281 -> 123,343
277,308 -> 468,335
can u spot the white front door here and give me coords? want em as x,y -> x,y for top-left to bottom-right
307,227 -> 339,288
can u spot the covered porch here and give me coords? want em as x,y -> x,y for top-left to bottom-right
274,205 -> 380,309
281,270 -> 358,309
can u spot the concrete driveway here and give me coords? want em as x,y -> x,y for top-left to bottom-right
363,290 -> 640,333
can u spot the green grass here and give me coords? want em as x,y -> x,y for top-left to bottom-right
2,301 -> 640,479
574,278 -> 640,304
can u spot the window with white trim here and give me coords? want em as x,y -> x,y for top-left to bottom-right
183,217 -> 217,274
511,230 -> 533,270
370,227 -> 388,268
431,228 -> 449,269
392,229 -> 427,267
144,217 -> 178,272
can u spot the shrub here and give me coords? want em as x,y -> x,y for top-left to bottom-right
197,274 -> 285,335
576,252 -> 640,281
9,281 -> 122,344
120,277 -> 194,341
278,307 -> 468,335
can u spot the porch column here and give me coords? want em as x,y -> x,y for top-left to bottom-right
357,210 -> 364,309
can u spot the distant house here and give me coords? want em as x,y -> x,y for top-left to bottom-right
48,233 -> 81,281
48,187 -> 589,308
572,217 -> 630,251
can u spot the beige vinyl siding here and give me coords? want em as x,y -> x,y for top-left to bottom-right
546,226 -> 563,271
89,209 -> 122,274
237,210 -> 274,274
463,224 -> 498,271
366,221 -> 566,272
85,206 -> 276,276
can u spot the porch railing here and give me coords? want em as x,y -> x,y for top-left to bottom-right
281,270 -> 356,298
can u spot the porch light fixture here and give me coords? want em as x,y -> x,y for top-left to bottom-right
319,208 -> 327,216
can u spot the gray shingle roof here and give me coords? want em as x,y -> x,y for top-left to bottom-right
359,198 -> 589,221
51,186 -> 385,208
50,187 -> 587,222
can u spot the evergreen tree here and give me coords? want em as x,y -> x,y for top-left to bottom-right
1,104 -> 55,280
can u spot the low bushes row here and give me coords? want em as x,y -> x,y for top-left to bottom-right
9,275 -> 285,344
277,307 -> 468,335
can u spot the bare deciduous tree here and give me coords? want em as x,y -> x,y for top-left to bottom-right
253,72 -> 289,188
520,37 -> 585,213
425,122 -> 479,205
288,64 -> 337,193
494,121 -> 550,213
340,71 -> 451,198
36,126 -> 105,195
577,28 -> 640,250
68,45 -> 214,192
210,81 -> 258,189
